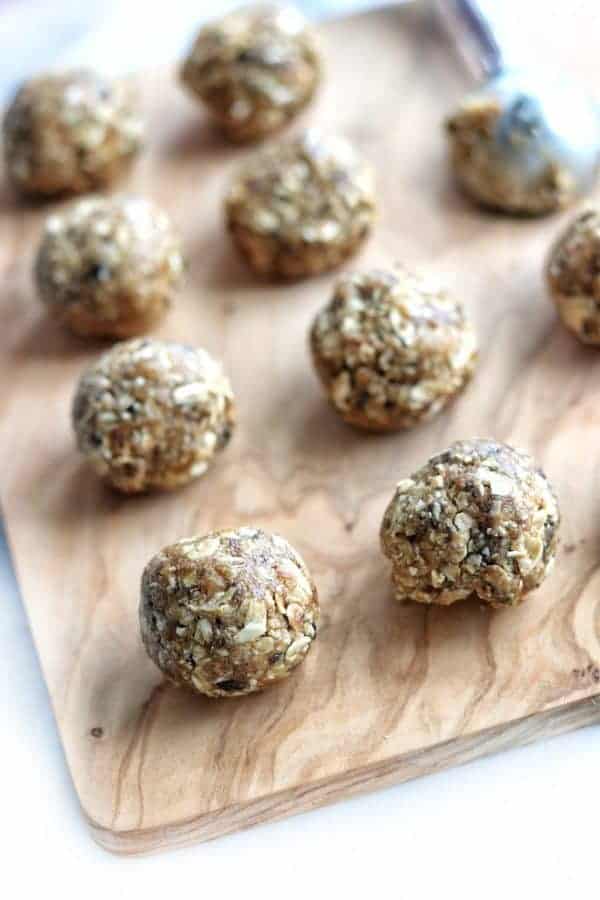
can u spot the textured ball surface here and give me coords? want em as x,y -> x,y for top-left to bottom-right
225,130 -> 376,279
181,4 -> 321,142
35,195 -> 184,338
3,69 -> 143,197
72,338 -> 235,493
443,69 -> 600,216
381,439 -> 560,608
546,209 -> 600,344
140,528 -> 319,697
310,268 -> 478,430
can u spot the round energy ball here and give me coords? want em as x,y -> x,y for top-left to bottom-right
35,195 -> 184,339
72,338 -> 235,493
546,209 -> 600,344
180,4 -> 322,143
310,268 -> 478,431
2,69 -> 144,197
140,527 -> 319,697
225,130 -> 376,279
444,72 -> 600,215
380,439 -> 560,608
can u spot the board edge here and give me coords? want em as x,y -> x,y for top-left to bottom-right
87,692 -> 600,856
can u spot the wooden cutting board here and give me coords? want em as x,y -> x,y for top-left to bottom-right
2,6 -> 600,856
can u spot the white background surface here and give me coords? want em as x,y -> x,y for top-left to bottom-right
1,1 -> 599,896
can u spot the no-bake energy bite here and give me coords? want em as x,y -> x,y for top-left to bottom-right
35,195 -> 184,338
310,268 -> 478,430
446,94 -> 572,215
72,338 -> 235,493
140,528 -> 319,697
225,130 -> 376,279
381,439 -> 559,608
180,4 -> 322,142
444,72 -> 600,216
3,69 -> 143,197
546,209 -> 600,345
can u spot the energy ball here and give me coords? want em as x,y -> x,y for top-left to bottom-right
180,4 -> 321,143
444,73 -> 600,215
140,527 -> 319,697
310,268 -> 478,431
35,195 -> 184,339
72,338 -> 235,493
380,439 -> 560,608
225,130 -> 376,278
546,209 -> 600,344
2,69 -> 144,197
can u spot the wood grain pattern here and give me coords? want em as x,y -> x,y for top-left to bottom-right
1,7 -> 600,855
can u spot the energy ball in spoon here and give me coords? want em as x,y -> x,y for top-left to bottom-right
310,268 -> 478,430
546,209 -> 600,345
73,338 -> 235,493
226,130 -> 376,279
2,69 -> 144,197
35,195 -> 184,339
140,528 -> 319,697
445,71 -> 600,215
180,4 -> 322,143
381,439 -> 560,608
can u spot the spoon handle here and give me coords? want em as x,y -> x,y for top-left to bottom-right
433,0 -> 504,81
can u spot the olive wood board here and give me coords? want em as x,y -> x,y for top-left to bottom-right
2,6 -> 600,856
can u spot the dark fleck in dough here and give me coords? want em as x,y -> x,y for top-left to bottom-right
140,528 -> 319,697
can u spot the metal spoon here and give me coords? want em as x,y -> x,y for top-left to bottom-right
437,0 -> 600,215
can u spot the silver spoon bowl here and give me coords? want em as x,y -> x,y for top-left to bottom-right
441,2 -> 600,214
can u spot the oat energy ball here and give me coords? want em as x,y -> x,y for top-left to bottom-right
381,439 -> 560,608
446,94 -> 568,215
545,209 -> 600,345
180,4 -> 321,142
445,72 -> 600,215
73,338 -> 235,493
3,69 -> 143,197
310,268 -> 477,430
226,130 -> 376,278
35,195 -> 184,338
140,528 -> 319,697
